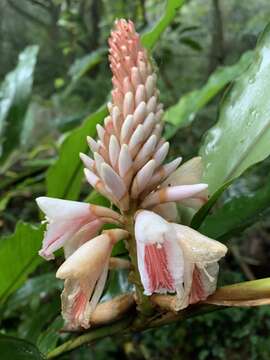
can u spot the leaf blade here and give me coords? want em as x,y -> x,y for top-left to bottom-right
164,51 -> 253,139
0,46 -> 39,163
200,23 -> 270,194
46,105 -> 107,199
0,335 -> 43,360
141,0 -> 185,50
0,222 -> 43,303
198,178 -> 270,239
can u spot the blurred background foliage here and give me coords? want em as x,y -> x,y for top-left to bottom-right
1,0 -> 270,359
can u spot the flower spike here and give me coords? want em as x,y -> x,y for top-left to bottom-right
36,19 -> 228,330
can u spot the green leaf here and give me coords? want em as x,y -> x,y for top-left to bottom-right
68,48 -> 107,82
5,273 -> 62,314
18,297 -> 60,344
0,46 -> 39,163
64,48 -> 107,96
191,180 -> 233,230
85,190 -> 110,207
37,317 -> 64,355
0,222 -> 43,304
200,23 -> 270,194
180,36 -> 203,51
0,334 -> 43,360
46,105 -> 107,199
164,51 -> 253,139
141,0 -> 185,50
198,179 -> 270,240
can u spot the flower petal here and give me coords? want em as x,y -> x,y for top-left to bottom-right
141,184 -> 208,208
57,229 -> 128,329
36,197 -> 91,221
162,157 -> 203,187
173,223 -> 227,309
39,220 -> 80,260
135,210 -> 184,296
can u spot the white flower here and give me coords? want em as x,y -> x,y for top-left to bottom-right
135,210 -> 227,309
56,229 -> 128,329
36,197 -> 122,260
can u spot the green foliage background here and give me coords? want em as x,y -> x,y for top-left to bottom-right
1,0 -> 270,358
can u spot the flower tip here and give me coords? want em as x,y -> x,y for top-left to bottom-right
173,156 -> 183,169
38,248 -> 54,261
198,183 -> 209,191
55,265 -> 66,279
103,228 -> 129,244
56,257 -> 75,279
35,196 -> 45,206
83,168 -> 94,186
36,196 -> 53,214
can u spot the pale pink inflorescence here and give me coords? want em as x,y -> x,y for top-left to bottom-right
81,19 -> 207,212
36,19 -> 227,330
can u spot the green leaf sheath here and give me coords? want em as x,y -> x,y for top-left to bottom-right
164,51 -> 253,139
200,23 -> 270,194
0,222 -> 43,304
0,46 -> 39,164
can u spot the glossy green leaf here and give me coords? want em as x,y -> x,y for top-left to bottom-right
0,335 -> 44,360
164,51 -> 253,139
198,179 -> 270,240
200,23 -> 270,194
0,222 -> 43,304
141,0 -> 185,50
46,105 -> 107,199
0,46 -> 39,163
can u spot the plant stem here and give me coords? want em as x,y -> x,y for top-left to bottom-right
46,303 -> 218,359
124,204 -> 155,317
46,316 -> 133,359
